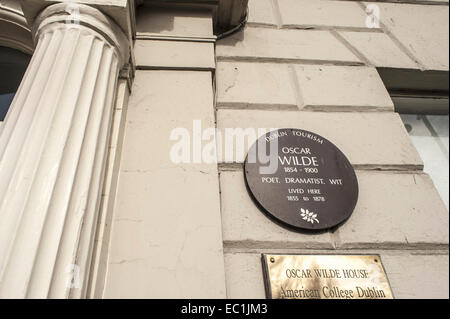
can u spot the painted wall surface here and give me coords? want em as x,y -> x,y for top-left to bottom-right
102,1 -> 449,298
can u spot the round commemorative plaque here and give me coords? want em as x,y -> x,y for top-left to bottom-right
244,129 -> 358,231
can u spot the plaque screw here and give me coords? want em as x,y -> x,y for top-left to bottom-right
270,257 -> 275,263
374,259 -> 378,263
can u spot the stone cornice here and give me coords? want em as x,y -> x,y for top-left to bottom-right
18,1 -> 248,42
139,0 -> 248,35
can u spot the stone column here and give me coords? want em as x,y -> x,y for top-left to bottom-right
0,3 -> 129,298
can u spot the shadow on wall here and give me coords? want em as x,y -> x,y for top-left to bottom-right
136,5 -> 214,34
137,6 -> 175,33
216,26 -> 245,46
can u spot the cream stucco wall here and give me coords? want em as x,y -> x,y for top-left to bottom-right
0,0 -> 448,299
101,1 -> 448,299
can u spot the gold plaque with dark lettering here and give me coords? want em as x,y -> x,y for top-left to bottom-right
262,254 -> 394,299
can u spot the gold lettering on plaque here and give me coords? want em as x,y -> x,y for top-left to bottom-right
262,255 -> 393,299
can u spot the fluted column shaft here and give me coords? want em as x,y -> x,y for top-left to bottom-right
0,3 -> 129,298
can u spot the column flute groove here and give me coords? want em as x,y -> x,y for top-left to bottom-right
0,3 -> 129,299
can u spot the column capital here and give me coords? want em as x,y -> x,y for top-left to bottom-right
20,0 -> 135,67
35,3 -> 130,67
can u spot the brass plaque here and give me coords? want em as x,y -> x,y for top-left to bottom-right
262,254 -> 393,299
